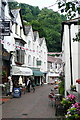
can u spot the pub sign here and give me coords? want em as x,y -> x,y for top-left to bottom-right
0,21 -> 10,36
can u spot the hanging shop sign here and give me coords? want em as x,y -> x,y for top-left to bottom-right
0,21 -> 10,36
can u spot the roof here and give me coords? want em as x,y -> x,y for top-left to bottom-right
47,56 -> 57,63
24,26 -> 32,35
61,17 -> 80,45
47,56 -> 62,64
48,52 -> 62,55
63,17 -> 80,24
33,31 -> 39,41
39,38 -> 44,46
11,9 -> 20,22
11,9 -> 25,35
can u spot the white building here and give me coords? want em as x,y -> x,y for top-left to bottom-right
10,9 -> 48,85
1,0 -> 48,85
46,55 -> 62,83
62,18 -> 80,95
10,9 -> 33,82
0,0 -> 15,83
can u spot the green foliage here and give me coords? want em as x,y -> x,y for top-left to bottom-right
58,0 -> 80,42
8,1 -> 66,52
59,80 -> 64,95
73,31 -> 80,42
8,1 -> 19,10
58,0 -> 80,19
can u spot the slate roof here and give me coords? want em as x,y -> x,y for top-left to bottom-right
48,56 -> 57,63
48,56 -> 62,64
33,31 -> 38,41
39,38 -> 44,46
11,9 -> 20,22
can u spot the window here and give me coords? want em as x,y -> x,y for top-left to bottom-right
15,23 -> 18,34
28,41 -> 31,48
33,57 -> 35,66
28,55 -> 31,66
55,64 -> 57,69
15,41 -> 24,64
20,26 -> 22,37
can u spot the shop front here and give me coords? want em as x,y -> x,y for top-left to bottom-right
32,70 -> 43,85
47,72 -> 59,84
2,48 -> 11,83
11,65 -> 33,87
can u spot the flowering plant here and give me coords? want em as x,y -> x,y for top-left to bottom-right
67,94 -> 76,101
65,102 -> 80,120
61,94 -> 76,110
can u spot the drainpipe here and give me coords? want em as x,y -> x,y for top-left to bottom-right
68,22 -> 73,85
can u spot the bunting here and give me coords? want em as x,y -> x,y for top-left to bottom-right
0,40 -> 41,53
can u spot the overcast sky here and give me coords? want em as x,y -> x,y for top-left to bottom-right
15,0 -> 59,12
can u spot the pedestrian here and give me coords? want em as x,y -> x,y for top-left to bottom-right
8,76 -> 13,95
41,81 -> 43,86
31,80 -> 35,92
27,77 -> 31,92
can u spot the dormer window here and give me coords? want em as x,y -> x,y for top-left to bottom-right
2,0 -> 7,6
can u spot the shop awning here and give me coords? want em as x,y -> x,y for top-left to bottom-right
76,79 -> 80,84
48,72 -> 59,77
33,70 -> 43,76
11,66 -> 33,76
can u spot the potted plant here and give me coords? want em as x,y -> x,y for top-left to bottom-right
65,102 -> 80,120
61,94 -> 76,113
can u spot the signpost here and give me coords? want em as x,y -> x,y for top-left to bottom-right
0,21 -> 10,36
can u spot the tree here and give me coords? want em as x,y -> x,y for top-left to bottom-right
58,0 -> 80,41
8,1 -> 66,52
58,0 -> 80,19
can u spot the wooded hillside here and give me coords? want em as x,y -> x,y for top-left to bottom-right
8,1 -> 66,52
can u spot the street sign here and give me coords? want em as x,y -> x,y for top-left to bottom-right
0,21 -> 10,36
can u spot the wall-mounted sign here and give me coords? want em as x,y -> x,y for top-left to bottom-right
0,21 -> 10,36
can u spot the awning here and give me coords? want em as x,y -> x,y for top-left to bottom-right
33,70 -> 43,76
48,72 -> 59,77
11,66 -> 33,76
76,79 -> 80,84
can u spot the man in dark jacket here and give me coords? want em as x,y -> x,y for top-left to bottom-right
27,78 -> 31,92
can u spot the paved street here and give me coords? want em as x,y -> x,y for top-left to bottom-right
2,84 -> 57,118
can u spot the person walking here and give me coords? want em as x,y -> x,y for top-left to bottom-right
31,80 -> 35,92
27,77 -> 31,92
8,76 -> 13,95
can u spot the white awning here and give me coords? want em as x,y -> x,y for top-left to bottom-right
48,72 -> 59,77
11,66 -> 33,76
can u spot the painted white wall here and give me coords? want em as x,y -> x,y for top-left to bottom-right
62,22 -> 80,94
3,0 -> 15,52
40,38 -> 48,72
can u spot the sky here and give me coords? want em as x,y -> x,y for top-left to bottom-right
15,0 -> 59,12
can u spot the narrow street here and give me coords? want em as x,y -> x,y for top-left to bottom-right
2,84 -> 57,118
